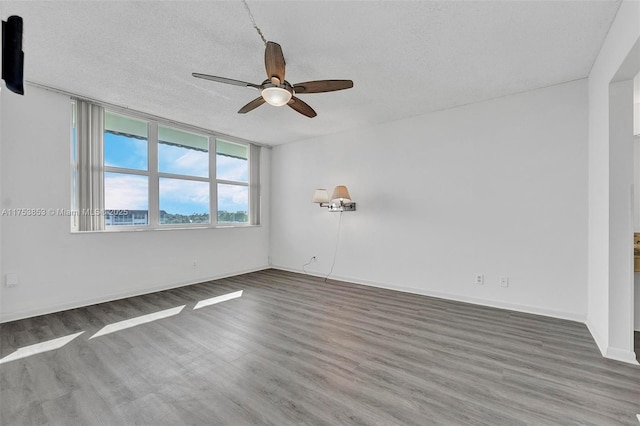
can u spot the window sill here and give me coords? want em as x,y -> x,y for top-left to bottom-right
71,224 -> 261,234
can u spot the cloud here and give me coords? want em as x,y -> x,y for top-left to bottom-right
104,134 -> 148,170
104,173 -> 148,210
218,184 -> 248,211
104,174 -> 247,215
159,178 -> 209,215
158,144 -> 208,177
175,150 -> 209,176
217,156 -> 248,182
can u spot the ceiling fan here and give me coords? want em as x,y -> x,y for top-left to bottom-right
193,41 -> 353,118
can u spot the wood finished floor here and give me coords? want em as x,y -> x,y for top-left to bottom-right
1,269 -> 639,425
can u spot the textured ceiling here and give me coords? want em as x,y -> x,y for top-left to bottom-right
0,1 -> 621,145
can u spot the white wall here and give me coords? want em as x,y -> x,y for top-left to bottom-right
0,85 -> 270,322
635,274 -> 640,331
607,80 -> 636,357
634,140 -> 640,232
271,80 -> 588,321
634,78 -> 640,334
587,0 -> 640,364
0,87 -> 3,315
633,138 -> 640,331
636,277 -> 640,331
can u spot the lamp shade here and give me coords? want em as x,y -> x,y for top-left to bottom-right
261,87 -> 292,106
331,185 -> 352,203
312,189 -> 330,203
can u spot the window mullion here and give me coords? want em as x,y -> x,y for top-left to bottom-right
148,122 -> 160,227
103,166 -> 150,176
210,136 -> 218,226
216,179 -> 249,186
156,172 -> 210,182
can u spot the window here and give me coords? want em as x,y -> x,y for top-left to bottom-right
103,112 -> 149,226
158,125 -> 211,225
216,139 -> 249,224
72,100 -> 260,231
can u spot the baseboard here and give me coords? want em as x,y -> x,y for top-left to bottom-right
604,347 -> 640,365
585,319 -> 607,356
0,265 -> 270,323
585,315 -> 640,365
271,265 -> 586,323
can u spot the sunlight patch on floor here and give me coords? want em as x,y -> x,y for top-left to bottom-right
0,331 -> 84,364
193,290 -> 243,310
90,305 -> 185,339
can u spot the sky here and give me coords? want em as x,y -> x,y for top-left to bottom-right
103,133 -> 248,215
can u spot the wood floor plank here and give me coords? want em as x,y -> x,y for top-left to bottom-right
1,269 -> 639,425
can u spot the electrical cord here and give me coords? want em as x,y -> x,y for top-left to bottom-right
302,256 -> 315,275
324,211 -> 343,282
241,0 -> 268,46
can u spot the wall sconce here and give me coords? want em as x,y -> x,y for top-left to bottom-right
312,185 -> 356,212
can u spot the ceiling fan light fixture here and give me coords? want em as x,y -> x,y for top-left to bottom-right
193,40 -> 353,117
261,86 -> 292,106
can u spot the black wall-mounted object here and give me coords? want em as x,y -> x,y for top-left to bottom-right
2,15 -> 24,95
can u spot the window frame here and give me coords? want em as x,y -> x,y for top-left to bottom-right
72,100 -> 258,232
103,110 -> 151,230
215,138 -> 251,226
70,102 -> 79,232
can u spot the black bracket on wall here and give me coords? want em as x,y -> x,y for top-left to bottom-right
2,15 -> 25,95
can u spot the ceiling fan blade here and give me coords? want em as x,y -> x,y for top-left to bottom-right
192,73 -> 261,90
265,41 -> 286,82
238,97 -> 266,114
293,80 -> 354,94
288,96 -> 317,118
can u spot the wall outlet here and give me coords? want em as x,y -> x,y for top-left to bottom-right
5,273 -> 18,288
500,276 -> 509,287
311,256 -> 317,263
192,260 -> 197,269
475,274 -> 484,285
